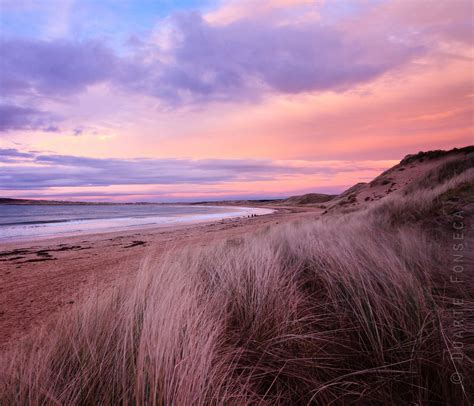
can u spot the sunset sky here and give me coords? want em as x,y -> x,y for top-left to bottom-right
1,0 -> 472,202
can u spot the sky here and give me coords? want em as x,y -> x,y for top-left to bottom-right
0,0 -> 472,202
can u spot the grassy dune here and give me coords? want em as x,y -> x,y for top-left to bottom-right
1,166 -> 473,404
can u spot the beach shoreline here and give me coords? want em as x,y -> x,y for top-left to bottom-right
0,204 -> 276,243
0,205 -> 320,347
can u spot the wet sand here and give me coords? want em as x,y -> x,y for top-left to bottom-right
0,206 -> 320,347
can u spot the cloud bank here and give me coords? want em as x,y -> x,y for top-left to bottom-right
2,1 -> 470,133
0,39 -> 114,97
0,147 -> 378,190
0,104 -> 55,131
0,3 -> 432,130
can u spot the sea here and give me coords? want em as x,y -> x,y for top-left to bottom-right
0,204 -> 273,242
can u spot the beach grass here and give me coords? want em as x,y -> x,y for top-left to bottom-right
1,169 -> 472,405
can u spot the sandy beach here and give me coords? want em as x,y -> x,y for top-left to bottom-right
0,206 -> 318,347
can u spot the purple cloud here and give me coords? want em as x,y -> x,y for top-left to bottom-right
43,125 -> 60,132
0,148 -> 369,190
72,127 -> 84,136
0,11 -> 424,109
0,39 -> 114,132
2,0 -> 471,118
119,11 -> 424,103
0,104 -> 57,132
0,147 -> 34,163
0,39 -> 115,97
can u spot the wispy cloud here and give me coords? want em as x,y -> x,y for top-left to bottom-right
0,148 -> 387,190
0,104 -> 58,132
0,39 -> 115,98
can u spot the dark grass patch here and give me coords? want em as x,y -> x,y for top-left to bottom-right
124,240 -> 147,248
0,249 -> 30,258
6,256 -> 25,261
400,146 -> 474,165
23,257 -> 57,263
